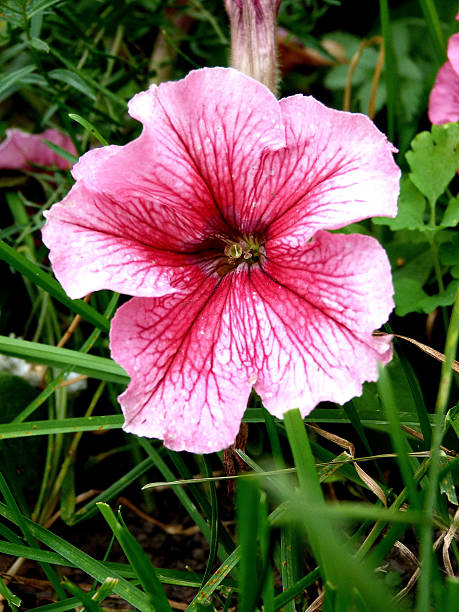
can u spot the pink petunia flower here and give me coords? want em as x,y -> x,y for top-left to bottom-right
428,15 -> 459,125
42,67 -> 400,453
0,128 -> 76,171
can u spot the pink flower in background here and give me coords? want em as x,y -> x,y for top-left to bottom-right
428,12 -> 459,124
42,67 -> 399,453
0,128 -> 76,171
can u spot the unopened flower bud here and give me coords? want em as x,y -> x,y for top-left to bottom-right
224,0 -> 281,93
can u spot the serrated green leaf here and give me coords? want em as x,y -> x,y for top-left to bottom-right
394,277 -> 459,316
441,195 -> 459,227
391,246 -> 432,285
406,123 -> 459,205
374,176 -> 426,230
49,68 -> 96,100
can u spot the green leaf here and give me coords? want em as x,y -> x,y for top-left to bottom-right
42,139 -> 78,165
49,68 -> 96,100
68,113 -> 109,146
29,598 -> 82,611
439,453 -> 458,505
0,501 -> 152,610
374,176 -> 426,230
0,576 -> 21,610
447,403 -> 459,439
439,234 -> 459,278
441,194 -> 459,228
236,479 -> 263,612
26,0 -> 66,19
61,579 -> 105,612
0,335 -> 128,384
0,239 -> 110,332
406,123 -> 459,205
0,415 -> 123,440
393,277 -> 459,316
97,503 -> 173,611
0,65 -> 36,99
29,36 -> 50,52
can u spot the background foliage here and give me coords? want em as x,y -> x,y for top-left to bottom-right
0,0 -> 458,610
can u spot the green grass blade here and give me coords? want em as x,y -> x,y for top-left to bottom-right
13,292 -> 119,423
237,477 -> 262,612
200,455 -> 220,588
166,450 -> 235,556
0,575 -> 21,610
32,599 -> 82,612
0,65 -> 35,98
5,191 -> 36,256
139,439 -> 232,561
377,365 -> 420,507
417,0 -> 446,66
395,343 -> 432,449
417,289 -> 459,612
42,139 -> 79,165
0,335 -> 128,383
69,457 -> 155,524
244,406 -> 435,426
97,503 -> 173,611
0,501 -> 151,610
0,472 -> 66,599
379,0 -> 397,142
69,113 -> 109,145
0,540 -> 72,566
0,415 -> 123,439
61,578 -> 105,611
0,239 -> 110,332
273,568 -> 321,609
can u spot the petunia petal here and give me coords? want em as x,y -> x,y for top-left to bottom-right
428,61 -> 459,125
43,68 -> 287,300
448,32 -> 459,75
248,231 -> 393,416
110,267 -> 255,453
240,95 -> 400,242
0,128 -> 76,171
128,67 -> 286,230
42,177 -> 206,299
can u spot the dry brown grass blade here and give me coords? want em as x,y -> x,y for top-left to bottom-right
374,331 -> 459,373
442,507 -> 459,577
394,534 -> 445,601
305,591 -> 324,612
394,540 -> 418,568
307,424 -> 387,506
401,425 -> 455,456
343,36 -> 383,112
